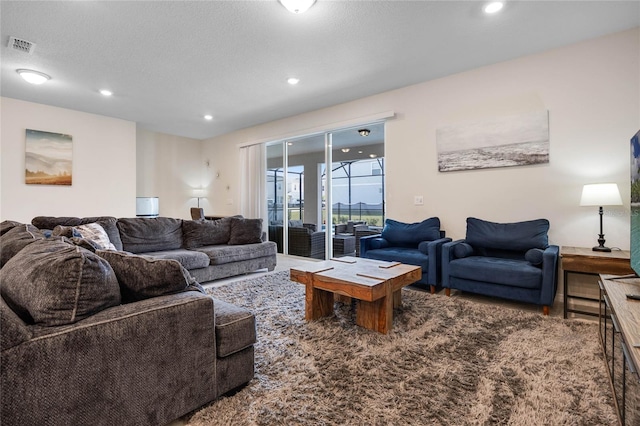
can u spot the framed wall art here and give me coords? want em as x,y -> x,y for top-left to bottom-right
25,129 -> 73,185
437,110 -> 549,172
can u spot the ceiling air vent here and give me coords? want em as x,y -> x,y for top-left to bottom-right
8,36 -> 36,54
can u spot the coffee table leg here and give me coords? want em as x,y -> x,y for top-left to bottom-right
356,294 -> 393,334
305,283 -> 334,320
393,290 -> 402,309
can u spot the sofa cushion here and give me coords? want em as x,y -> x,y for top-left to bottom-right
136,249 -> 210,270
0,224 -> 45,267
381,218 -> 441,247
212,298 -> 256,358
0,238 -> 121,326
73,223 -> 117,250
0,220 -> 23,236
96,250 -> 196,303
228,217 -> 263,245
182,217 -> 233,248
195,242 -> 277,266
449,256 -> 543,289
31,216 -> 123,251
117,217 -> 183,253
364,247 -> 429,271
288,219 -> 303,227
465,217 -> 549,252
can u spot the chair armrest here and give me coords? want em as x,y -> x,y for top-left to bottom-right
419,237 -> 452,286
359,235 -> 387,257
303,223 -> 317,232
539,245 -> 560,306
442,239 -> 466,288
309,231 -> 326,259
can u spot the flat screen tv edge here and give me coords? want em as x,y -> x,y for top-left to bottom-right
630,129 -> 640,277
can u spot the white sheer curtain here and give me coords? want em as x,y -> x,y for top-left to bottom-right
239,143 -> 267,226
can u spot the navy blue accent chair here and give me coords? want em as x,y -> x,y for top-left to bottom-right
442,217 -> 559,315
360,218 -> 452,293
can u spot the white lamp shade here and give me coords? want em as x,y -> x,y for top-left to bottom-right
279,0 -> 316,13
192,188 -> 206,198
579,183 -> 623,206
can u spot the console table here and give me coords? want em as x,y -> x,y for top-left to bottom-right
598,274 -> 640,425
561,246 -> 633,319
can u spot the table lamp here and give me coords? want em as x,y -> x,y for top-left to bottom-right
580,183 -> 622,252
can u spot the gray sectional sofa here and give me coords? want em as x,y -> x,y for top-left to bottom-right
0,216 -> 271,425
31,215 -> 278,282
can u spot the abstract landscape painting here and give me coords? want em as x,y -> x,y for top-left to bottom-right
437,110 -> 549,172
25,129 -> 72,185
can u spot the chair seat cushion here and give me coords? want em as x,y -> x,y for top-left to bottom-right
194,242 -> 277,265
213,298 -> 256,358
449,256 -> 542,289
364,247 -> 429,271
136,249 -> 210,270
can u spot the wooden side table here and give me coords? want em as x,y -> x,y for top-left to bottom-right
561,246 -> 633,319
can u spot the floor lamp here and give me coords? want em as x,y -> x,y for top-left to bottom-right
580,183 -> 622,252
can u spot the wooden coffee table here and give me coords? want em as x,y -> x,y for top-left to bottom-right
290,257 -> 421,334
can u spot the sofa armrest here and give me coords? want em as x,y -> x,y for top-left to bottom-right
359,235 -> 388,258
539,245 -> 560,306
442,239 -> 466,288
1,296 -> 31,351
2,291 -> 217,426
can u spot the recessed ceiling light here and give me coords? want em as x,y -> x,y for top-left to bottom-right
204,115 -> 213,120
358,129 -> 371,137
484,2 -> 504,14
369,154 -> 377,158
16,69 -> 50,85
341,148 -> 350,153
287,77 -> 300,85
279,0 -> 316,14
358,150 -> 363,154
99,89 -> 113,96
287,142 -> 293,146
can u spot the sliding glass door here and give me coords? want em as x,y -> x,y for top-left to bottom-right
266,123 -> 385,259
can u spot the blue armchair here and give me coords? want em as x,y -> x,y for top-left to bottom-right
442,217 -> 559,315
360,218 -> 452,293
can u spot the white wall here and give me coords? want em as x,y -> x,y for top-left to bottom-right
0,97 -> 136,222
202,28 -> 640,249
136,128 -> 205,219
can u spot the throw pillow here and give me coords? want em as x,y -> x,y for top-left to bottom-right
228,217 -> 263,245
52,224 -> 74,237
31,216 -> 123,250
0,238 -> 121,326
288,219 -> 303,228
525,248 -> 545,266
381,218 -> 441,247
182,217 -> 233,248
96,250 -> 197,303
454,242 -> 475,259
73,223 -> 117,250
0,224 -> 45,267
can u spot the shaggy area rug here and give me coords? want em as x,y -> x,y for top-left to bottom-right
184,271 -> 616,425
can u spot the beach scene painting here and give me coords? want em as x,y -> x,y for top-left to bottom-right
437,110 -> 549,172
25,129 -> 73,185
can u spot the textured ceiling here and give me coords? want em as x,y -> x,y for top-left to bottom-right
1,1 -> 638,140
